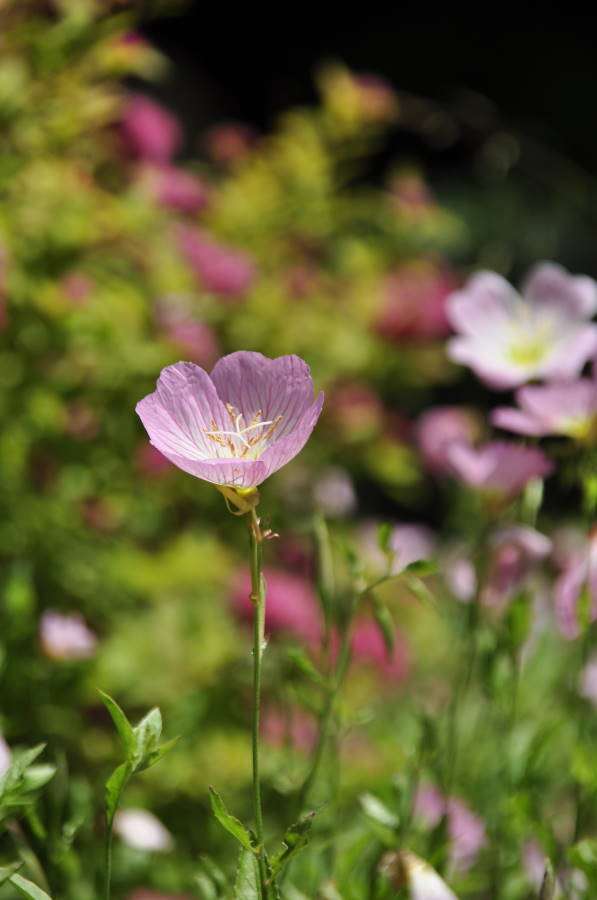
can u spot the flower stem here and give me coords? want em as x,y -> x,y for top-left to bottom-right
104,818 -> 113,900
248,507 -> 269,896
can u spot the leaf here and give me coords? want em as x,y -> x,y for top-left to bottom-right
359,792 -> 399,829
287,647 -> 326,686
9,873 -> 53,899
0,863 -> 22,885
403,559 -> 437,576
98,690 -> 135,758
371,597 -> 395,657
209,787 -> 254,852
132,706 -> 162,768
140,735 -> 179,771
22,765 -> 56,793
404,573 -> 437,608
270,811 -> 316,875
377,522 -> 393,557
233,848 -> 261,900
105,762 -> 131,827
539,859 -> 556,899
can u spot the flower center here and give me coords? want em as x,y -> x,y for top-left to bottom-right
204,403 -> 283,459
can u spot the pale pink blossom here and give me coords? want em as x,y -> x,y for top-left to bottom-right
482,526 -> 552,610
349,619 -> 410,682
136,354 -> 323,489
416,406 -> 480,475
447,263 -> 597,389
414,786 -> 486,872
554,530 -> 597,639
40,611 -> 97,661
360,521 -> 435,579
115,809 -> 173,852
261,706 -> 317,753
446,441 -> 553,500
442,551 -> 477,603
492,377 -> 597,440
140,164 -> 210,214
312,467 -> 357,517
376,265 -> 456,341
0,735 -> 11,776
154,298 -> 220,366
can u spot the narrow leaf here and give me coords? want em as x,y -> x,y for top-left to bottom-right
132,707 -> 162,768
0,863 -> 22,885
271,811 -> 316,874
98,691 -> 135,758
371,597 -> 395,657
209,787 -> 254,851
105,762 -> 130,826
9,873 -> 53,899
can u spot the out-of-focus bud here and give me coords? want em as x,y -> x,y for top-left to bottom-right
177,227 -> 256,299
114,809 -> 173,853
313,467 -> 357,518
121,94 -> 182,164
378,850 -> 458,899
61,272 -> 94,307
40,611 -> 97,661
204,122 -> 257,166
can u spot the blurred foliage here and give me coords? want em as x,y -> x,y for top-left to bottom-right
0,1 -> 596,899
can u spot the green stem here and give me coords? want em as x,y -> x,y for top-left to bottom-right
104,817 -> 113,900
248,508 -> 269,897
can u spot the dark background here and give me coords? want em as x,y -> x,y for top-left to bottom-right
142,6 -> 597,173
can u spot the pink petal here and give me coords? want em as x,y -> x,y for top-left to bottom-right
446,272 -> 517,337
258,394 -> 324,478
523,261 -> 597,318
491,406 -> 546,436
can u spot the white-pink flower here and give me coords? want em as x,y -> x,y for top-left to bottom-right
446,441 -> 553,500
492,377 -> 597,440
446,263 -> 597,389
114,809 -> 173,852
40,611 -> 97,661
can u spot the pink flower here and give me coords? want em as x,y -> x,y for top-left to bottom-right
442,551 -> 477,603
121,94 -> 182,163
231,568 -> 323,645
136,354 -> 323,489
554,529 -> 597,639
114,809 -> 173,852
376,264 -> 456,341
177,227 -> 256,298
62,273 -> 93,306
0,735 -> 11,776
135,443 -> 173,479
360,521 -> 435,578
482,526 -> 552,610
416,406 -> 480,475
522,839 -> 548,890
350,619 -> 410,682
40,611 -> 97,661
312,467 -> 356,517
447,263 -> 597,389
261,705 -> 317,753
446,441 -> 553,500
414,786 -> 487,872
327,383 -> 384,442
492,378 -> 597,440
140,164 -> 210,214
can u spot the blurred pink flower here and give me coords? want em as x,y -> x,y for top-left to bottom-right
154,298 -> 220,365
360,521 -> 435,578
416,406 -> 480,475
349,619 -> 410,682
447,263 -> 597,389
140,164 -> 210,214
231,568 -> 323,646
62,273 -> 93,306
40,611 -> 97,661
135,443 -> 173,479
0,735 -> 11,776
136,355 -> 323,489
554,529 -> 597,639
414,786 -> 487,872
522,839 -> 548,890
579,655 -> 597,705
492,378 -> 597,440
442,551 -> 477,603
376,264 -> 456,341
261,705 -> 317,753
177,227 -> 256,298
352,73 -> 398,123
115,809 -> 173,852
482,526 -> 552,610
121,94 -> 182,163
446,441 -> 553,500
327,382 -> 384,442
204,122 -> 257,165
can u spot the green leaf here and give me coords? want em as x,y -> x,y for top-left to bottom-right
22,765 -> 56,793
287,647 -> 326,686
105,762 -> 131,827
98,691 -> 135,758
270,811 -> 316,875
359,792 -> 399,829
132,707 -> 162,768
377,522 -> 393,558
9,873 -> 53,899
0,863 -> 22,885
140,735 -> 179,771
403,559 -> 437,576
403,573 -> 437,608
233,848 -> 261,900
371,597 -> 395,657
209,787 -> 254,851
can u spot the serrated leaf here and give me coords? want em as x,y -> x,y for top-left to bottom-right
233,848 -> 261,900
0,863 -> 22,885
98,690 -> 135,758
209,787 -> 254,851
105,761 -> 130,827
359,792 -> 399,829
9,873 -> 53,899
270,811 -> 316,875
